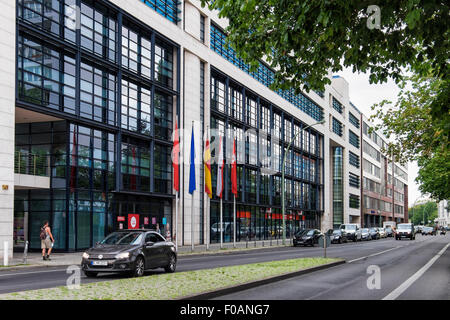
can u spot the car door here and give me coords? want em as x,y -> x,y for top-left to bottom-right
153,232 -> 169,267
144,232 -> 160,268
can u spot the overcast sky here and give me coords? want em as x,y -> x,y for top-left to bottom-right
337,67 -> 422,207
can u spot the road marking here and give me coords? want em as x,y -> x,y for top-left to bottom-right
382,241 -> 450,300
347,246 -> 401,263
347,236 -> 434,263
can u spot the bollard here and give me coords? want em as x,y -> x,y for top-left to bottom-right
3,241 -> 8,266
23,241 -> 29,264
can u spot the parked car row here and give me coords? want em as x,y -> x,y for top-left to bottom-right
293,224 -> 395,247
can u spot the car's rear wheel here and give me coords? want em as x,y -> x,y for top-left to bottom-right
164,253 -> 177,273
133,256 -> 145,277
84,271 -> 97,278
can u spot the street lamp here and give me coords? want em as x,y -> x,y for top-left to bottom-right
281,119 -> 325,245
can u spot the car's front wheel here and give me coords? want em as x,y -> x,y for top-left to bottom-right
133,256 -> 145,277
164,253 -> 177,273
84,271 -> 97,278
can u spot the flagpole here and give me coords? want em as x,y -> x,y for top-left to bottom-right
175,191 -> 178,250
206,125 -> 210,251
220,197 -> 223,249
233,194 -> 236,248
191,121 -> 195,252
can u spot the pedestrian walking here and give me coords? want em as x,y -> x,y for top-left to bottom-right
156,223 -> 161,234
40,221 -> 54,261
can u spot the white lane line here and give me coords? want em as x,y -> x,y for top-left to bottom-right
347,246 -> 401,263
382,241 -> 450,300
347,237 -> 434,263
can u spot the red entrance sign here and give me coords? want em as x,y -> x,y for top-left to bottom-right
144,217 -> 149,225
128,214 -> 139,229
117,216 -> 125,222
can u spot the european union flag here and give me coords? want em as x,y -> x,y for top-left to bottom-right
189,125 -> 196,194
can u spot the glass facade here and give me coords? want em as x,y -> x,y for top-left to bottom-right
210,23 -> 324,122
332,147 -> 343,228
209,69 -> 324,242
16,0 -> 178,251
139,0 -> 180,23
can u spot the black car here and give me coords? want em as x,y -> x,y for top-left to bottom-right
293,229 -> 322,247
81,229 -> 177,278
385,227 -> 394,237
329,229 -> 348,244
368,227 -> 380,240
440,227 -> 447,235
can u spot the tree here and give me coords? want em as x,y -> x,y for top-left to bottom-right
408,201 -> 437,225
370,72 -> 449,201
201,0 -> 449,118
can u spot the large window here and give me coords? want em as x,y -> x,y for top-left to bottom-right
332,97 -> 343,114
349,173 -> 360,188
122,26 -> 152,78
80,61 -> 116,125
154,92 -> 173,140
229,86 -> 243,121
154,41 -> 174,89
349,130 -> 360,149
121,79 -> 152,135
349,151 -> 360,168
18,0 -> 62,37
154,144 -> 172,194
349,194 -> 360,209
332,118 -> 343,137
349,112 -> 360,128
121,138 -> 151,192
78,1 -> 116,61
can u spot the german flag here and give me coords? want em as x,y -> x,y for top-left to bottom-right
204,130 -> 212,198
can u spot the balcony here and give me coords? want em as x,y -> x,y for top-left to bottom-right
14,151 -> 50,189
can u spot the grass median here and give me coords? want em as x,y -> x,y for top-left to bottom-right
0,257 -> 341,300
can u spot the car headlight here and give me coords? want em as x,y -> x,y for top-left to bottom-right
115,252 -> 130,259
82,252 -> 89,259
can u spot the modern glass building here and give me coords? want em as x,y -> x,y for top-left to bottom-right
0,0 -> 407,256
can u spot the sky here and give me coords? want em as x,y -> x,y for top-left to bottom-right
337,67 -> 422,207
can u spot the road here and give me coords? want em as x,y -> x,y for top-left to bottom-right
0,234 -> 447,299
213,234 -> 449,300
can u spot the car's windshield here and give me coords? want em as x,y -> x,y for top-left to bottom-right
369,228 -> 376,231
100,232 -> 143,245
342,225 -> 356,230
295,229 -> 307,236
306,230 -> 315,236
362,228 -> 369,232
398,224 -> 411,230
332,230 -> 341,235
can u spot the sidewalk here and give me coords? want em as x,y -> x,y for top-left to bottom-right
1,238 -> 293,270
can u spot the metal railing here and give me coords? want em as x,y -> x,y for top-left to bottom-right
14,150 -> 50,177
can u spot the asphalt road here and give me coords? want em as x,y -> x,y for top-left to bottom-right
0,234 -> 447,298
213,234 -> 450,300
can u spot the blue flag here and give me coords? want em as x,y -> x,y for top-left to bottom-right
189,125 -> 196,194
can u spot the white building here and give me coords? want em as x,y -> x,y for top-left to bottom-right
0,0 -> 408,258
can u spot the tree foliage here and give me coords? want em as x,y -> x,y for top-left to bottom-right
370,72 -> 449,201
201,0 -> 449,117
408,201 -> 437,225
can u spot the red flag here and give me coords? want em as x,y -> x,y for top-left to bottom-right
231,138 -> 237,196
172,120 -> 180,192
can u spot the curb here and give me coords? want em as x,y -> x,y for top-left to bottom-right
180,259 -> 346,300
0,264 -> 74,272
178,244 -> 292,259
